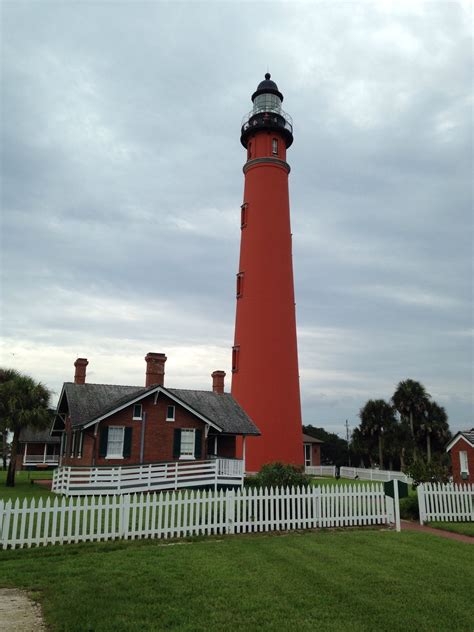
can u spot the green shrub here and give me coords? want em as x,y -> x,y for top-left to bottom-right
249,462 -> 310,489
407,458 -> 450,488
399,494 -> 419,520
243,475 -> 260,489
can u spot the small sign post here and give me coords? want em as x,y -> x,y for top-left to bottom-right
384,479 -> 408,532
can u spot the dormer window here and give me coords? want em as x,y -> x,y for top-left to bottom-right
133,404 -> 143,420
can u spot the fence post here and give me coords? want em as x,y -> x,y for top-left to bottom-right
0,500 -> 4,548
120,494 -> 131,539
418,484 -> 426,525
226,489 -> 235,535
393,479 -> 401,532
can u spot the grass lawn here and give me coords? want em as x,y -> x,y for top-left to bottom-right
0,530 -> 473,632
428,521 -> 474,537
311,477 -> 381,487
0,470 -> 55,502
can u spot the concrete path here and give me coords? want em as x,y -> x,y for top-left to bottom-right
0,588 -> 46,631
401,520 -> 474,544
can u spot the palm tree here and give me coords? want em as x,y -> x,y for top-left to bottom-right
0,368 -> 51,487
392,379 -> 430,462
420,401 -> 449,462
359,399 -> 396,468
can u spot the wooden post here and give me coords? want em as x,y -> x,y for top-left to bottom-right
242,436 -> 246,475
43,443 -> 47,464
23,443 -> 28,466
394,478 -> 401,532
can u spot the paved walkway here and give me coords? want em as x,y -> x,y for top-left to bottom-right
401,520 -> 474,544
0,589 -> 46,631
33,479 -> 53,490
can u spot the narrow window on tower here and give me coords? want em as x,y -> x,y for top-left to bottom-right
232,346 -> 240,373
236,272 -> 244,298
272,138 -> 278,155
247,141 -> 252,160
241,203 -> 248,228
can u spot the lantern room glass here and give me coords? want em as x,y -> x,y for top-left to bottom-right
253,93 -> 281,114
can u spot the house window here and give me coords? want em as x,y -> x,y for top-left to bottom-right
272,138 -> 278,155
240,203 -> 248,229
232,346 -> 240,372
180,429 -> 195,459
106,427 -> 125,459
236,272 -> 244,298
166,405 -> 175,421
133,404 -> 143,420
304,444 -> 311,467
460,450 -> 469,474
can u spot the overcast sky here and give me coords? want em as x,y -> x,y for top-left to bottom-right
1,1 -> 472,438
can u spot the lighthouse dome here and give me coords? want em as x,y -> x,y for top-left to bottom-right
251,73 -> 284,103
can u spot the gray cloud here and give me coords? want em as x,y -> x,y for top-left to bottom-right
1,1 -> 472,439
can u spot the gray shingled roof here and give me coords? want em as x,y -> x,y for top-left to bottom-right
19,427 -> 60,444
61,383 -> 260,436
168,388 -> 260,435
460,429 -> 474,445
302,433 -> 323,444
64,383 -> 148,428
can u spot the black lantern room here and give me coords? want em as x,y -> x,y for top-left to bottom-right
240,73 -> 293,149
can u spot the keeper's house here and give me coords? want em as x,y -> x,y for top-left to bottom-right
51,353 -> 260,470
446,428 -> 474,484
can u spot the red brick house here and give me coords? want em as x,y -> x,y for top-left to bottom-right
446,429 -> 474,484
51,353 -> 260,471
302,433 -> 322,468
16,424 -> 60,471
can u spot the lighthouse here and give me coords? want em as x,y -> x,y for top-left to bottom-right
231,74 -> 303,471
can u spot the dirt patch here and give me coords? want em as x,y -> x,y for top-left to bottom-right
0,588 -> 46,631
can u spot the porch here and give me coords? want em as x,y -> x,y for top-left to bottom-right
52,457 -> 244,496
22,443 -> 59,468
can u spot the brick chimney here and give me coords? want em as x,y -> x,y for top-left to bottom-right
211,370 -> 226,394
74,358 -> 88,384
145,352 -> 167,387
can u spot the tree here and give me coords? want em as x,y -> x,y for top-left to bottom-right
0,368 -> 51,487
419,401 -> 450,462
392,379 -> 430,462
358,399 -> 396,468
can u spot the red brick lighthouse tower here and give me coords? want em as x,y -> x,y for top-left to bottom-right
232,74 -> 303,471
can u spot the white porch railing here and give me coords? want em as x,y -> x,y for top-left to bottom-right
340,466 -> 411,483
305,465 -> 337,477
52,458 -> 244,496
23,455 -> 59,465
0,483 -> 393,549
418,482 -> 474,524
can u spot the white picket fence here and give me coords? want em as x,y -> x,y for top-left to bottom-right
52,458 -> 244,496
340,466 -> 411,483
418,482 -> 474,524
0,483 -> 393,550
305,465 -> 337,477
